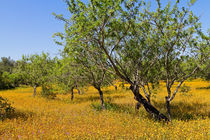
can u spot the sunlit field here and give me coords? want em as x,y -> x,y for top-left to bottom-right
0,80 -> 209,139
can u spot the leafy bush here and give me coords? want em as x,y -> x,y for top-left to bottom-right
0,72 -> 21,90
0,96 -> 15,120
41,85 -> 56,99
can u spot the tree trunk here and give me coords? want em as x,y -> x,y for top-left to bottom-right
165,97 -> 171,121
71,86 -> 74,101
145,95 -> 151,103
114,85 -> 117,91
97,87 -> 105,109
76,87 -> 80,94
130,84 -> 169,121
33,84 -> 37,97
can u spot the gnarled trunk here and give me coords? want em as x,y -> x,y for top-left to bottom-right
130,84 -> 169,121
97,87 -> 105,109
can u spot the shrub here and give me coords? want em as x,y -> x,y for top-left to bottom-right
0,96 -> 14,120
41,85 -> 56,99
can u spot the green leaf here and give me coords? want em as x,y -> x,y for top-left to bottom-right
190,0 -> 196,5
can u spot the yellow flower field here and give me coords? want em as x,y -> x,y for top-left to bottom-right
0,80 -> 209,139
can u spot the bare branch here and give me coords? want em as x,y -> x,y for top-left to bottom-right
169,67 -> 199,101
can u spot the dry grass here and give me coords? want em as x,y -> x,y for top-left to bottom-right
0,80 -> 209,139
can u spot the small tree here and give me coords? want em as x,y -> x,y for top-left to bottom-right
54,55 -> 86,100
57,41 -> 113,108
17,53 -> 56,98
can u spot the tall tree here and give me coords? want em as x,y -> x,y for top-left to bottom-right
53,0 -> 169,120
54,0 -> 208,121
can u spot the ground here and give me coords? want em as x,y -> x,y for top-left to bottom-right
0,79 -> 209,139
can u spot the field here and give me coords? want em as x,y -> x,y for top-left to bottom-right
0,80 -> 209,139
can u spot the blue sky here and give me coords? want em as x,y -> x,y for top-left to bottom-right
0,0 -> 209,60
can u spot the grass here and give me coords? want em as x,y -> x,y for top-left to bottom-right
0,80 -> 209,139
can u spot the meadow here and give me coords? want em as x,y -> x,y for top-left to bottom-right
0,79 -> 209,139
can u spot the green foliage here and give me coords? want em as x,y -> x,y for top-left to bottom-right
190,0 -> 197,5
54,0 -> 209,117
16,53 -> 57,98
0,96 -> 15,120
0,57 -> 15,73
0,57 -> 21,90
41,85 -> 57,99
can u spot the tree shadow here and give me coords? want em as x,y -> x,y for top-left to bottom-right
55,93 -> 126,104
153,101 -> 209,121
91,102 -> 136,115
196,86 -> 210,90
103,89 -> 129,94
4,110 -> 35,121
91,100 -> 209,121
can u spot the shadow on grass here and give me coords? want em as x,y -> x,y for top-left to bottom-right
91,102 -> 136,115
153,101 -> 209,121
3,110 -> 35,121
55,93 -> 127,104
76,94 -> 126,103
103,89 -> 129,94
196,86 -> 210,90
91,100 -> 209,121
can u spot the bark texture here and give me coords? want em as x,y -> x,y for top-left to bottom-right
130,84 -> 169,121
97,87 -> 105,109
165,97 -> 171,121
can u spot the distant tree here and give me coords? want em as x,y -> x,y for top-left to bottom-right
17,53 -> 56,98
0,57 -> 20,89
0,57 -> 15,73
54,55 -> 86,100
57,41 -> 113,108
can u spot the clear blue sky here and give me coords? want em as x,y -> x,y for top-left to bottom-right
0,0 -> 209,60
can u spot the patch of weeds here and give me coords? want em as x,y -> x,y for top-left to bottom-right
0,96 -> 15,120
